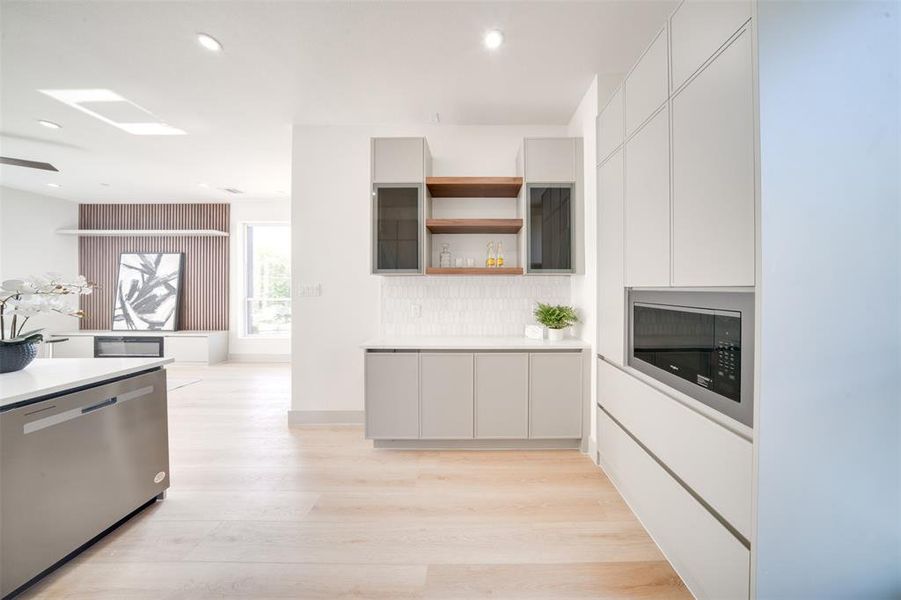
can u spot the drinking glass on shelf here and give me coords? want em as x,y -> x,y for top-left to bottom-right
466,258 -> 475,267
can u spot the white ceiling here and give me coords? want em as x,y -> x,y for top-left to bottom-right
0,0 -> 675,204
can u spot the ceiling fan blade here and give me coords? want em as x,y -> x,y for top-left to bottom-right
0,156 -> 59,172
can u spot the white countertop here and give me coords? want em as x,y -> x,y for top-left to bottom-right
0,358 -> 173,408
361,336 -> 590,350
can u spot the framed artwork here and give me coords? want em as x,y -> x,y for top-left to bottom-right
112,252 -> 184,331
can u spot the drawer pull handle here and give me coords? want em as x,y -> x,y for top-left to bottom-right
81,397 -> 117,414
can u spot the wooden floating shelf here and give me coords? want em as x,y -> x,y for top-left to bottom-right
426,176 -> 523,198
426,218 -> 523,234
426,267 -> 523,276
57,229 -> 229,237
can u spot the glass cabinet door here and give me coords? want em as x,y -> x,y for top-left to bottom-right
373,184 -> 421,273
528,184 -> 573,272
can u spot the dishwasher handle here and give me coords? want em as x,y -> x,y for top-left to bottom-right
81,397 -> 117,414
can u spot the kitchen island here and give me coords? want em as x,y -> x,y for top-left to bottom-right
361,336 -> 590,449
0,358 -> 173,598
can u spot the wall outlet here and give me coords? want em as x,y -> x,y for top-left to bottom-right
411,304 -> 422,318
297,283 -> 321,297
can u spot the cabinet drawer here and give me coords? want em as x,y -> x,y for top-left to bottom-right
475,353 -> 528,439
421,353 -> 474,439
164,337 -> 208,363
597,407 -> 750,600
529,352 -> 582,438
365,352 -> 420,440
624,27 -> 669,136
51,336 -> 93,358
597,359 -> 752,538
670,0 -> 752,92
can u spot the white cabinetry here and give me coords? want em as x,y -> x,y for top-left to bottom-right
597,407 -> 750,599
371,137 -> 427,183
365,352 -> 420,440
624,27 -> 669,136
529,352 -> 582,438
597,359 -> 752,537
474,353 -> 529,439
624,108 -> 671,287
523,138 -> 577,183
670,0 -> 752,91
363,347 -> 585,443
50,336 -> 93,359
420,353 -> 474,439
672,27 -> 755,286
52,331 -> 227,364
597,150 -> 626,365
597,88 -> 624,164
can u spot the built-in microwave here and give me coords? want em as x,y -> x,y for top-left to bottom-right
628,290 -> 754,427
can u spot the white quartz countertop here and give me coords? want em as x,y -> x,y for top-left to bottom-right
0,358 -> 173,408
361,336 -> 590,350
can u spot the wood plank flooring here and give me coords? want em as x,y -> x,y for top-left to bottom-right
22,363 -> 689,599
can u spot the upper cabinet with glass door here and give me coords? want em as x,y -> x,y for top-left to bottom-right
371,138 -> 430,274
520,137 -> 580,273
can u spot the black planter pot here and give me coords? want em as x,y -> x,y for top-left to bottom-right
0,341 -> 38,374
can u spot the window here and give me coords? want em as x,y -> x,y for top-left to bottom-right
244,223 -> 291,336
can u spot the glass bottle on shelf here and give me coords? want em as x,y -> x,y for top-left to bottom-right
486,242 -> 496,268
496,241 -> 504,267
439,243 -> 452,268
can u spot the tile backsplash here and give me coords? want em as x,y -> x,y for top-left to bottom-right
381,276 -> 571,336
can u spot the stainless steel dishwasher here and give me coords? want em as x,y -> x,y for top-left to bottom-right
0,368 -> 170,598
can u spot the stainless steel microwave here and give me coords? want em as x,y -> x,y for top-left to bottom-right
628,290 -> 755,427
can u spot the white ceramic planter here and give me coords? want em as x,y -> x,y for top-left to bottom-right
547,328 -> 565,342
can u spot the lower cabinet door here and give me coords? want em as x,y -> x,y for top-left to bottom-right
421,353 -> 474,439
474,353 -> 529,439
529,352 -> 582,438
365,352 -> 420,440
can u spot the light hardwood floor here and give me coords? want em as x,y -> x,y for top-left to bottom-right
23,362 -> 689,599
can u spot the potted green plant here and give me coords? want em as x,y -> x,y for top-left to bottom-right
0,275 -> 95,373
533,303 -> 579,341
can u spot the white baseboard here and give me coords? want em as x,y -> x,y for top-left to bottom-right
288,410 -> 364,425
373,438 -> 581,450
588,436 -> 599,465
228,353 -> 291,363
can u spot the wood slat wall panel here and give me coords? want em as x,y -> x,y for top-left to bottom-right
78,203 -> 229,331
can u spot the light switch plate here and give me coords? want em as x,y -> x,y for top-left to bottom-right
297,283 -> 321,297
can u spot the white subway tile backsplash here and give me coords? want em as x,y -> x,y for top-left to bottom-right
381,276 -> 571,336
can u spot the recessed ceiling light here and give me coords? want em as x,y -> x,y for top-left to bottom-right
38,120 -> 61,129
46,183 -> 61,188
484,29 -> 504,50
197,33 -> 222,52
198,182 -> 210,188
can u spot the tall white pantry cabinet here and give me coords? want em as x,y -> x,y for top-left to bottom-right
595,1 -> 756,599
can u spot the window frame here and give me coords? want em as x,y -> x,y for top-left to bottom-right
242,221 -> 291,338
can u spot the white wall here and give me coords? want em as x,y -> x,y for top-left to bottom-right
754,2 -> 901,597
567,76 -> 599,459
228,199 -> 291,360
0,186 -> 79,338
291,124 -> 566,417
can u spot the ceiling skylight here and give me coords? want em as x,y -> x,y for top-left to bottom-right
38,89 -> 186,135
